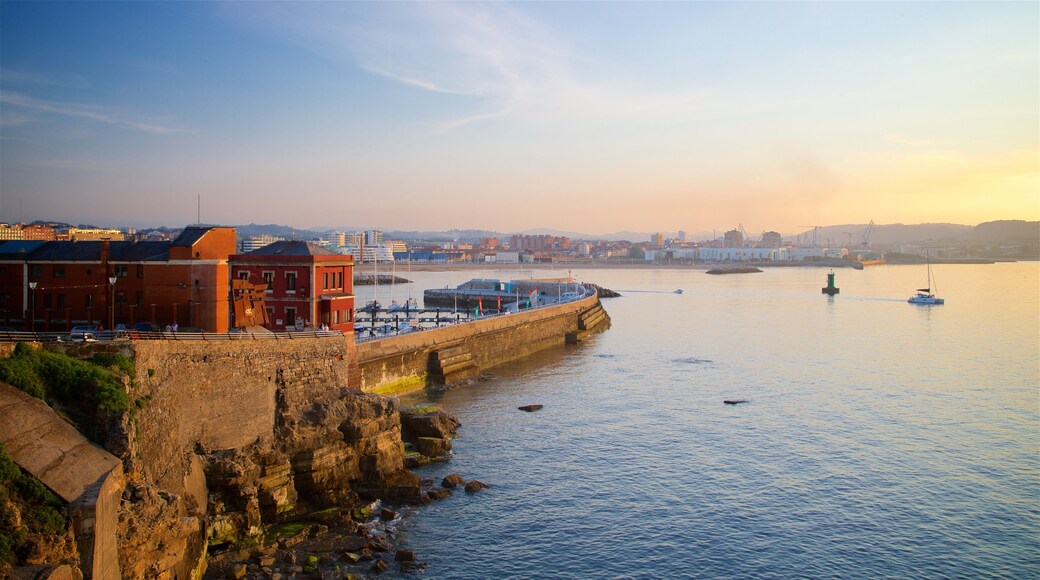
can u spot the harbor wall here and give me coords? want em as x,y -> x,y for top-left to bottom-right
356,293 -> 607,394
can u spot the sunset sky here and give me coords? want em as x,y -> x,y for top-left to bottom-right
2,1 -> 1037,235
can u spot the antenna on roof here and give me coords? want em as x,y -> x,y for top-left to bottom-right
197,195 -> 201,226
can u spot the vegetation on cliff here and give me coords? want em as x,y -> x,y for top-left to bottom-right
0,343 -> 132,438
0,443 -> 72,569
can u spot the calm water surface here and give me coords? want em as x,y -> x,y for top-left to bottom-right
375,263 -> 1038,579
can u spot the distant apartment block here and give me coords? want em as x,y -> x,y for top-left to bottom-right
650,233 -> 664,247
241,234 -> 284,252
68,227 -> 127,241
511,234 -> 570,251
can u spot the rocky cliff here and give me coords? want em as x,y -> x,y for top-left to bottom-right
114,338 -> 420,577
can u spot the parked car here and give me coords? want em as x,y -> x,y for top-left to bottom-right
70,325 -> 99,341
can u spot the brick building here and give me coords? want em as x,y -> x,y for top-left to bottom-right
229,241 -> 355,333
1,226 -> 236,332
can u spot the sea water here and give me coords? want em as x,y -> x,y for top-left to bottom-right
367,263 -> 1038,578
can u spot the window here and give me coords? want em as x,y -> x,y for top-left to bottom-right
53,265 -> 65,278
137,264 -> 145,278
43,294 -> 52,308
286,272 -> 297,291
323,272 -> 329,290
332,310 -> 339,324
262,271 -> 274,292
136,291 -> 144,306
116,291 -> 127,305
115,265 -> 129,278
238,271 -> 250,281
56,294 -> 65,310
285,307 -> 297,326
31,265 -> 43,277
86,294 -> 94,308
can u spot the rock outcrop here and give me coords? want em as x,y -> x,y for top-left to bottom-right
109,339 -> 422,577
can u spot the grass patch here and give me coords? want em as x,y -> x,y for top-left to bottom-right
0,342 -> 133,439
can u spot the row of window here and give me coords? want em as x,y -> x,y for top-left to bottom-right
33,291 -> 144,309
29,264 -> 143,279
236,269 -> 349,293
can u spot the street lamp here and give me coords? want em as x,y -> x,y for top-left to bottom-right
108,275 -> 117,330
28,281 -> 37,332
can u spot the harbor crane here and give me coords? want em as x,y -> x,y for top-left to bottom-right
798,225 -> 821,247
860,220 -> 876,249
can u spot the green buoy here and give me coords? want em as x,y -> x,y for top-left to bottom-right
822,270 -> 839,295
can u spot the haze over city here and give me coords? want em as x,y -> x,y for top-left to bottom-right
2,2 -> 1037,234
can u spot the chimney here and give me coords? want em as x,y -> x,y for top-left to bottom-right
101,240 -> 110,275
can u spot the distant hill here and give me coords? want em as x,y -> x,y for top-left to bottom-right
233,223 -> 324,240
969,220 -> 1039,242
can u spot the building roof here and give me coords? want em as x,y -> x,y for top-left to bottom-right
245,241 -> 339,256
0,240 -> 48,260
170,226 -> 214,248
12,241 -> 171,262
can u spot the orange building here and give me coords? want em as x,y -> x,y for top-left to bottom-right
1,226 -> 236,332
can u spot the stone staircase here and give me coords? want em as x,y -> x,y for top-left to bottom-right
429,344 -> 480,385
566,302 -> 610,344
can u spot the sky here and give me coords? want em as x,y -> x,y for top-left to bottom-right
1,1 -> 1037,236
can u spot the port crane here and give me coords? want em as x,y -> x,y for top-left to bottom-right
860,220 -> 876,249
798,225 -> 821,247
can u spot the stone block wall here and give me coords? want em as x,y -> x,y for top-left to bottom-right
356,294 -> 607,393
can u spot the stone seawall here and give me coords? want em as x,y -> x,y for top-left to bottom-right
356,293 -> 609,394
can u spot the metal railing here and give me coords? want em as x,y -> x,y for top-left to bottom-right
0,329 -> 345,343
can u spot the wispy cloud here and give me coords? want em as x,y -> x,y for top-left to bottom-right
221,3 -> 715,131
0,91 -> 182,135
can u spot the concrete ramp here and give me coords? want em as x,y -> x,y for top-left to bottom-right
0,383 -> 123,579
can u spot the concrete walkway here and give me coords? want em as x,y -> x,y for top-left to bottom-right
0,383 -> 123,579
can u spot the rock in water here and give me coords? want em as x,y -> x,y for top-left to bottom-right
442,473 -> 466,488
395,548 -> 416,562
518,404 -> 543,412
724,399 -> 749,405
464,480 -> 489,493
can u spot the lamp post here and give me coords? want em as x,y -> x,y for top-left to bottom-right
108,274 -> 117,330
28,281 -> 37,332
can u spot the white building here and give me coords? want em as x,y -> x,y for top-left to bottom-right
337,243 -> 395,262
698,247 -> 788,262
242,234 -> 284,252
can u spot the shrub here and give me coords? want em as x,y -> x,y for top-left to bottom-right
0,443 -> 68,566
0,344 -> 132,436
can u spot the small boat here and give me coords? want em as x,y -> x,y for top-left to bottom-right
908,252 -> 944,305
674,289 -> 684,294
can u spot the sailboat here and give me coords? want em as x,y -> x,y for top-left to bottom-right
908,252 -> 944,305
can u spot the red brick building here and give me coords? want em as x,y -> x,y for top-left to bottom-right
229,241 -> 355,333
0,226 -> 236,332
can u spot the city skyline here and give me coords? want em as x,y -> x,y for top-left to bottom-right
2,2 -> 1037,235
